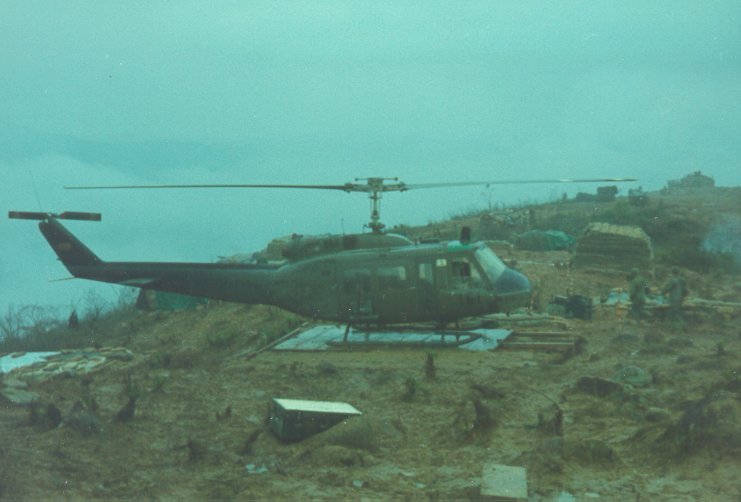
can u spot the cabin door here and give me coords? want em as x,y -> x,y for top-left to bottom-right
373,262 -> 419,323
341,266 -> 375,322
308,261 -> 339,319
415,261 -> 439,318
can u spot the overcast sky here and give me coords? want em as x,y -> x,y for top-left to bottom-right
2,1 -> 740,318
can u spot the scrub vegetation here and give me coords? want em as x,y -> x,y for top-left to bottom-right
0,289 -> 138,353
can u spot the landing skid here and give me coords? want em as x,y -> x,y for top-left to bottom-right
272,324 -> 513,352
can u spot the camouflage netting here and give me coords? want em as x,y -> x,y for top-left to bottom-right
572,223 -> 653,273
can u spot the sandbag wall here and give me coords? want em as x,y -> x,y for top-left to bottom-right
572,222 -> 654,274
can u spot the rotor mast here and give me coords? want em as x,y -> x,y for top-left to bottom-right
356,177 -> 401,234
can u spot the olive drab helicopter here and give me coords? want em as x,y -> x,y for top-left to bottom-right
10,176 -> 635,328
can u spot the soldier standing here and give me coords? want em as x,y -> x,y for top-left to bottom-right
68,309 -> 79,329
662,267 -> 688,323
627,268 -> 648,320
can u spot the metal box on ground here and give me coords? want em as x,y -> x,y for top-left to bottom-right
481,462 -> 528,501
268,398 -> 362,441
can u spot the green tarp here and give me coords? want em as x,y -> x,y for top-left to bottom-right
516,230 -> 575,251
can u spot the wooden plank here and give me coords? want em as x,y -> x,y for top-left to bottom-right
512,331 -> 571,337
499,342 -> 575,350
242,322 -> 310,360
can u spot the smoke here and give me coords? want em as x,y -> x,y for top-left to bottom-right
702,215 -> 741,264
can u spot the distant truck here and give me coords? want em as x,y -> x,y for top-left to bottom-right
574,185 -> 618,203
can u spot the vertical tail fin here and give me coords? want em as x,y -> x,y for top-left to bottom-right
38,218 -> 102,268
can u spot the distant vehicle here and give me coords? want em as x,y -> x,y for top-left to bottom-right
10,176 -> 635,328
629,187 -> 649,206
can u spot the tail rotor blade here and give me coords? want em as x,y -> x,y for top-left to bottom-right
8,211 -> 50,220
58,212 -> 102,222
9,211 -> 102,222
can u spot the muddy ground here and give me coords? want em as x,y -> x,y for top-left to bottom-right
1,254 -> 739,500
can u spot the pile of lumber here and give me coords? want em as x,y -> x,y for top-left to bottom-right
572,222 -> 653,273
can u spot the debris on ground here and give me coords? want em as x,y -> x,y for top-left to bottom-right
480,463 -> 528,500
268,398 -> 362,441
0,348 -> 134,381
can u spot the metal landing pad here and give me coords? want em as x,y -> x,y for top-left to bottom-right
272,325 -> 513,352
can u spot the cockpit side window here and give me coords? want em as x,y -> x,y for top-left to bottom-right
450,257 -> 482,286
451,259 -> 469,278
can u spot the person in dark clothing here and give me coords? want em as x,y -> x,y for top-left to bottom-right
627,268 -> 648,320
662,267 -> 688,323
68,309 -> 79,329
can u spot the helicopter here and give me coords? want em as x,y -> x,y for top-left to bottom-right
10,176 -> 635,327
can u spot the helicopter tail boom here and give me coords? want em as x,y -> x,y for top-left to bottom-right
14,213 -> 278,305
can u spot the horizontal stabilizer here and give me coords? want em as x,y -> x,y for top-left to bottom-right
9,211 -> 101,221
120,278 -> 158,287
48,277 -> 77,282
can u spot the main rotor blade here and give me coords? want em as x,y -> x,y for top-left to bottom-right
65,177 -> 637,194
64,182 -> 411,194
65,183 -> 351,191
404,178 -> 637,190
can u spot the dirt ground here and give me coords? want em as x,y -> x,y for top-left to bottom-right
2,188 -> 740,500
1,252 -> 739,500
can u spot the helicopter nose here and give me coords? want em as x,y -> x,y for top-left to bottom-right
493,267 -> 532,311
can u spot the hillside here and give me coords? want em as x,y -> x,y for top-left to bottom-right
1,186 -> 740,500
397,186 -> 741,273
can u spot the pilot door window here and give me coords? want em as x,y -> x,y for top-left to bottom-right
450,257 -> 482,287
377,265 -> 407,289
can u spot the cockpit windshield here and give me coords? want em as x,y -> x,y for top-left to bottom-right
475,246 -> 507,283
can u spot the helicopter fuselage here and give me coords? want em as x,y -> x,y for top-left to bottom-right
30,216 -> 531,325
271,238 -> 531,324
